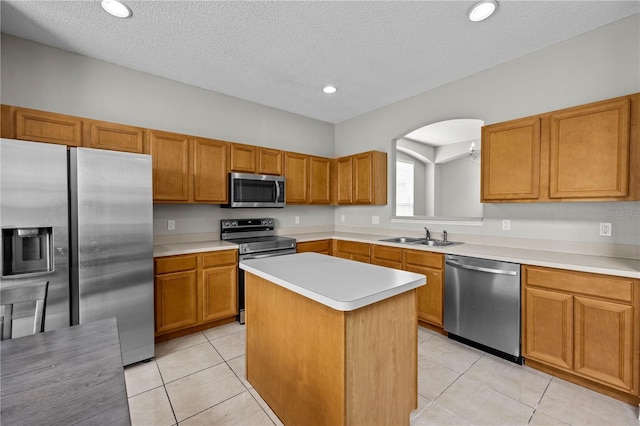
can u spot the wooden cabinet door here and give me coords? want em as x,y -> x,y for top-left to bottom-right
404,250 -> 444,327
202,265 -> 237,322
86,120 -> 145,153
258,148 -> 283,175
230,143 -> 257,173
284,152 -> 309,204
155,270 -> 198,333
573,296 -> 634,391
15,107 -> 83,147
549,98 -> 630,199
523,287 -> 573,370
353,152 -> 374,204
336,156 -> 353,204
309,156 -> 331,204
192,138 -> 228,203
481,117 -> 541,201
149,130 -> 190,201
407,264 -> 443,327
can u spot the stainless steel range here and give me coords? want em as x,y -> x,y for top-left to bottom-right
221,218 -> 296,323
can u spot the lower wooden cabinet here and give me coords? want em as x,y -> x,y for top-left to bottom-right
523,265 -> 640,403
154,250 -> 238,339
296,239 -> 332,255
403,250 -> 444,329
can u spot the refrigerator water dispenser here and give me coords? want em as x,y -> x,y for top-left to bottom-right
2,227 -> 53,276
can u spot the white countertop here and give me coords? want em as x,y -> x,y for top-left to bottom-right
154,231 -> 639,279
153,240 -> 238,257
240,252 -> 426,311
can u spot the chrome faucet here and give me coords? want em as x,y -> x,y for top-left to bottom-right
424,227 -> 431,240
443,230 -> 448,243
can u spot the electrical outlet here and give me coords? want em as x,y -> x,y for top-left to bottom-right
502,219 -> 511,231
167,220 -> 175,231
295,216 -> 300,225
341,215 -> 345,222
599,222 -> 612,237
372,216 -> 379,225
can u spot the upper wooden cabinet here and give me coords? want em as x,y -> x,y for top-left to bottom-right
335,151 -> 387,205
13,107 -> 83,147
335,156 -> 354,204
481,117 -> 541,201
308,156 -> 331,204
283,152 -> 332,205
284,152 -> 309,204
229,143 -> 257,173
192,138 -> 228,203
482,93 -> 639,203
149,131 -> 228,204
149,130 -> 191,202
85,120 -> 146,153
549,98 -> 630,199
258,148 -> 283,175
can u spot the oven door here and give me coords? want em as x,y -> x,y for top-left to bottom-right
237,248 -> 296,324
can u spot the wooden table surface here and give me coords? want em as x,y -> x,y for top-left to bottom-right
1,317 -> 131,425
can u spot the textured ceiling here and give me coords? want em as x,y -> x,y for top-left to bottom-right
1,1 -> 638,124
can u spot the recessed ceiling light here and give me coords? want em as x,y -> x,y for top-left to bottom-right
101,0 -> 132,18
468,0 -> 497,22
323,86 -> 337,94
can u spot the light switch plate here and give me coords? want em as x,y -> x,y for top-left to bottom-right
372,216 -> 379,225
502,219 -> 510,231
295,216 -> 300,224
167,220 -> 175,231
599,222 -> 612,236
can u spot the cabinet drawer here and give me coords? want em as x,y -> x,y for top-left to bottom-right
404,250 -> 443,270
372,245 -> 403,263
155,254 -> 198,274
297,240 -> 331,254
524,266 -> 634,303
202,250 -> 237,268
335,240 -> 370,257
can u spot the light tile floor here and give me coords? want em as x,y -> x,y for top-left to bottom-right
125,323 -> 640,425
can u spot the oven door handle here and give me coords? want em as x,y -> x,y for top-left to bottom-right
240,250 -> 296,260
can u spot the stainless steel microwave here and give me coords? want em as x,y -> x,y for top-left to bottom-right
223,173 -> 286,208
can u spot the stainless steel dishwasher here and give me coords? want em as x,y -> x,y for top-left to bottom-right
444,254 -> 522,364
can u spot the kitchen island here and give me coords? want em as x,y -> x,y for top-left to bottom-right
240,252 -> 426,426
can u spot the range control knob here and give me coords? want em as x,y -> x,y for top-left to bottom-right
267,219 -> 273,225
231,221 -> 237,227
223,221 -> 230,227
261,219 -> 267,225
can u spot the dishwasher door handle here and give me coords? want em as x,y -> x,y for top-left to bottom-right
445,259 -> 518,276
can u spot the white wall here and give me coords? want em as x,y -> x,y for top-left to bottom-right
334,14 -> 640,246
1,34 -> 336,238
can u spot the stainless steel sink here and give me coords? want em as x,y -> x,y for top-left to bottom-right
378,237 -> 462,247
378,236 -> 423,243
412,239 -> 461,247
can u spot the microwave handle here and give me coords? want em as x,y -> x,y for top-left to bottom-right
275,180 -> 281,201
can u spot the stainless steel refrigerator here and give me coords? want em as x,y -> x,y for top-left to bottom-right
1,138 -> 154,365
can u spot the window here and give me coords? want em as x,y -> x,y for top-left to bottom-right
396,160 -> 414,216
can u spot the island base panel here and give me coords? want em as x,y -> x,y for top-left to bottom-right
245,272 -> 417,426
